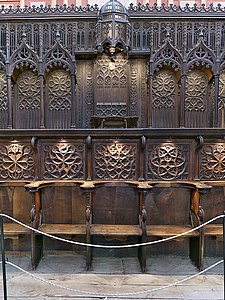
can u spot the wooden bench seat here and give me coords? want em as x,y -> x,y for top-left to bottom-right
4,223 -> 30,238
38,224 -> 86,236
147,225 -> 199,237
204,224 -> 223,237
90,224 -> 142,236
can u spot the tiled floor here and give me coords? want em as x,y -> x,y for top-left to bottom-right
0,253 -> 223,299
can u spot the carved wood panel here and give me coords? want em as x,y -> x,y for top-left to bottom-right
94,53 -> 128,117
199,143 -> 225,180
152,70 -> 179,128
0,142 -> 34,180
218,71 -> 225,127
146,142 -> 189,180
45,69 -> 72,129
0,70 -> 7,129
42,141 -> 85,180
185,70 -> 210,128
14,70 -> 40,129
93,140 -> 138,180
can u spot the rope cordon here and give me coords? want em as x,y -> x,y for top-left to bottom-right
3,259 -> 223,298
0,213 -> 224,249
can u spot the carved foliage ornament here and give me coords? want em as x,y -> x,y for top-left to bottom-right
152,70 -> 176,109
0,144 -> 34,180
95,142 -> 136,180
0,70 -> 7,111
185,71 -> 207,112
147,143 -> 188,180
218,71 -> 225,110
200,144 -> 225,180
44,143 -> 84,179
48,70 -> 71,111
18,71 -> 40,110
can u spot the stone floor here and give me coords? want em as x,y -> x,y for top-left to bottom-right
0,252 -> 223,299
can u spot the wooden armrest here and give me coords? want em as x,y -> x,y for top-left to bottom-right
24,181 -> 55,192
146,180 -> 212,191
4,223 -> 30,238
90,224 -> 142,236
38,224 -> 86,235
147,225 -> 198,237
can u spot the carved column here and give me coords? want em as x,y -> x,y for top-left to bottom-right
214,73 -> 219,128
147,63 -> 153,128
180,73 -> 186,128
39,25 -> 45,129
70,59 -> 76,128
6,74 -> 12,129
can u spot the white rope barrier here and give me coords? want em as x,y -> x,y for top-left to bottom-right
3,259 -> 223,298
0,213 -> 224,249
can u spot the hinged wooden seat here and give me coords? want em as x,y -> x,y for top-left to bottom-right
38,224 -> 86,235
4,223 -> 30,239
147,225 -> 199,237
90,224 -> 142,236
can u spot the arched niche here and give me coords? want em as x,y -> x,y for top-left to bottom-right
152,67 -> 180,128
44,68 -> 72,129
185,67 -> 213,128
12,68 -> 40,129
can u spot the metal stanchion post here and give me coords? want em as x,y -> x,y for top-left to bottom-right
0,212 -> 7,300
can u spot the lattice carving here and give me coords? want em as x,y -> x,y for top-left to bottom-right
187,43 -> 215,69
10,40 -> 38,72
200,144 -> 225,180
130,61 -> 138,116
185,71 -> 207,111
152,70 -> 176,109
95,142 -> 137,180
96,54 -> 127,88
0,71 -> 7,111
86,61 -> 94,128
43,143 -> 84,179
0,143 -> 34,180
218,71 -> 225,110
44,40 -> 72,72
48,70 -> 71,111
147,143 -> 189,180
154,42 -> 181,72
96,103 -> 127,116
17,71 -> 40,110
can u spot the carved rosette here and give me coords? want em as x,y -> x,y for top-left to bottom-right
43,143 -> 84,179
18,70 -> 40,110
94,142 -> 137,180
152,70 -> 176,109
185,71 -> 207,112
147,143 -> 189,180
0,144 -> 34,180
0,71 -> 7,111
48,70 -> 71,111
199,144 -> 225,180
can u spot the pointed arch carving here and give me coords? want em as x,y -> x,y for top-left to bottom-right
43,40 -> 72,72
152,41 -> 182,72
187,41 -> 215,71
10,40 -> 38,74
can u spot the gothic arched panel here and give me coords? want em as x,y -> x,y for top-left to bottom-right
45,69 -> 72,129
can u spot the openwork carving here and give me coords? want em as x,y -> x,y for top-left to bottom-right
0,143 -> 34,180
95,142 -> 137,180
96,54 -> 127,88
17,71 -> 40,110
43,143 -> 84,179
200,144 -> 225,180
152,70 -> 176,109
44,40 -> 72,72
185,71 -> 207,111
130,61 -> 138,116
147,143 -> 189,180
96,103 -> 127,116
187,43 -> 215,69
0,70 -> 7,111
48,70 -> 71,111
153,42 -> 181,71
218,71 -> 225,110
